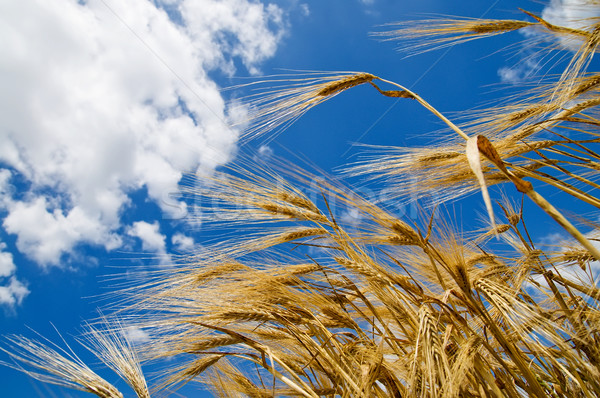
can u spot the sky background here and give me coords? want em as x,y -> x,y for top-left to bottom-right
1,0 -> 598,396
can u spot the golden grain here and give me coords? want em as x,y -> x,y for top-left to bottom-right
469,20 -> 531,34
279,227 -> 324,243
316,73 -> 376,97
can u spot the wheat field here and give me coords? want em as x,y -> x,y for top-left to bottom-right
2,3 -> 600,397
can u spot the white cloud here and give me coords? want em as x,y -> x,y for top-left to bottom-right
127,221 -> 173,265
123,326 -> 151,345
254,144 -> 274,162
542,0 -> 600,30
498,67 -> 521,85
258,145 -> 274,157
0,229 -> 29,309
127,221 -> 167,253
0,0 -> 286,275
300,3 -> 310,16
0,169 -> 12,208
172,233 -> 195,251
180,0 -> 286,75
497,56 -> 540,85
4,197 -> 122,266
0,241 -> 29,310
0,277 -> 29,308
359,0 -> 375,5
0,243 -> 16,278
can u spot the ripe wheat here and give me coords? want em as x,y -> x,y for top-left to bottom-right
3,3 -> 600,398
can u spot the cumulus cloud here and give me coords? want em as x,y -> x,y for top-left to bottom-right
180,0 -> 285,75
127,221 -> 171,265
0,170 -> 29,309
4,197 -> 122,266
127,221 -> 167,253
0,169 -> 12,209
253,144 -> 274,162
0,242 -> 28,310
172,233 -> 195,251
0,244 -> 15,278
0,0 -> 286,278
542,0 -> 600,30
497,56 -> 540,85
123,326 -> 151,345
0,277 -> 29,308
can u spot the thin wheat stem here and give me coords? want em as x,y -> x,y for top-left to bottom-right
373,78 -> 470,141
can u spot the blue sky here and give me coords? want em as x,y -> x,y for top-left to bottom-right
1,0 -> 598,396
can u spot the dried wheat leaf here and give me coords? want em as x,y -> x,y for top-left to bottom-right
466,136 -> 497,232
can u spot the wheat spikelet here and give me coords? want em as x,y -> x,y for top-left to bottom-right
377,8 -> 595,57
469,19 -> 533,34
227,371 -> 273,398
465,253 -> 499,268
189,335 -> 242,351
0,335 -> 123,398
388,220 -> 422,245
276,191 -> 320,213
234,72 -> 377,141
156,354 -> 225,393
386,234 -> 418,245
441,335 -> 481,398
220,309 -> 278,323
191,262 -> 247,284
278,227 -> 325,243
374,17 -> 537,56
316,73 -> 375,96
410,306 -> 450,397
81,320 -> 150,398
572,73 -> 600,96
252,327 -> 294,342
561,248 -> 595,267
334,256 -> 378,278
258,203 -> 318,220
